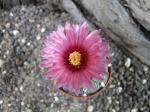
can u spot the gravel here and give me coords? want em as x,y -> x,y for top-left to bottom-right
0,1 -> 150,112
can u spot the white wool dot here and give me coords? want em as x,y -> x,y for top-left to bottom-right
108,63 -> 112,67
101,82 -> 105,87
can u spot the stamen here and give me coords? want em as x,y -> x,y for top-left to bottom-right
69,51 -> 81,66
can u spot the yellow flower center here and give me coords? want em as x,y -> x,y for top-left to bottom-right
69,51 -> 81,66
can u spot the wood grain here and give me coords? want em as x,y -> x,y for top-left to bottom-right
62,0 -> 150,65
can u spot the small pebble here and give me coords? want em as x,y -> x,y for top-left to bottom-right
16,99 -> 19,102
24,61 -> 28,66
117,87 -> 122,93
13,30 -> 19,36
8,103 -> 11,107
125,58 -> 131,68
37,83 -> 41,87
41,28 -> 46,33
15,87 -> 18,91
115,100 -> 119,104
10,12 -> 13,16
112,109 -> 116,112
2,29 -> 5,33
131,108 -> 138,112
5,23 -> 10,28
40,99 -> 44,102
6,50 -> 9,55
27,42 -> 31,46
15,23 -> 19,28
26,109 -> 32,112
109,84 -> 115,88
111,52 -> 115,57
17,39 -> 21,42
54,96 -> 59,102
37,24 -> 40,28
101,82 -> 105,87
0,100 -> 3,105
143,65 -> 149,73
3,55 -> 6,59
21,6 -> 26,11
50,103 -> 54,108
27,104 -> 30,108
21,102 -> 24,106
142,79 -> 147,84
118,82 -> 120,85
87,105 -> 94,112
0,59 -> 4,68
107,97 -> 112,104
21,38 -> 26,44
2,70 -> 7,74
20,86 -> 23,92
129,67 -> 134,72
36,35 -> 41,40
29,19 -> 35,23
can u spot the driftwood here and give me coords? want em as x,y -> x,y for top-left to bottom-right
62,0 -> 150,66
125,0 -> 150,32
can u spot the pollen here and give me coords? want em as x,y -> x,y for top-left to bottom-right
69,51 -> 81,66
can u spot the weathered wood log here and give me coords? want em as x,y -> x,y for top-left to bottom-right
61,0 -> 94,29
62,0 -> 150,66
125,0 -> 150,32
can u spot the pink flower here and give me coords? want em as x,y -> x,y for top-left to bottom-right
40,22 -> 110,94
